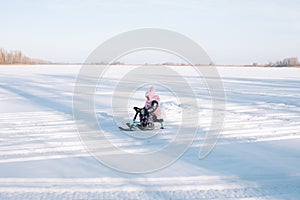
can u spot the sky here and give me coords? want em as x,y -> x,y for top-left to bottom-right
0,0 -> 299,65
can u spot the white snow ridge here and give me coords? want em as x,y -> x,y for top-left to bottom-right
0,65 -> 300,199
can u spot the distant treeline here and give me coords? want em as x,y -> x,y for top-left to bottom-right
0,48 -> 50,64
265,57 -> 299,67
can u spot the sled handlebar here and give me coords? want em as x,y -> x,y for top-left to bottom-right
132,107 -> 143,122
133,107 -> 142,113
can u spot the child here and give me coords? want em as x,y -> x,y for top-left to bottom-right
139,86 -> 164,129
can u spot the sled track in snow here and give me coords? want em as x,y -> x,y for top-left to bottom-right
1,111 -> 300,199
0,176 -> 300,200
0,111 -> 88,163
1,109 -> 299,164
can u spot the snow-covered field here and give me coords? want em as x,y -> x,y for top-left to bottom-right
0,65 -> 300,199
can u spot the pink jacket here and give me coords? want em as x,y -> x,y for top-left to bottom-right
145,86 -> 162,119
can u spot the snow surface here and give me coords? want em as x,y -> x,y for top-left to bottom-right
0,65 -> 300,199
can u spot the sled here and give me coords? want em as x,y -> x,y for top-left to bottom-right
119,107 -> 164,131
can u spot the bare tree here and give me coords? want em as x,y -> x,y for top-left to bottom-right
0,48 -> 50,64
276,57 -> 299,66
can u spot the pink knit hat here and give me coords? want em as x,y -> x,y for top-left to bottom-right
145,86 -> 155,99
145,86 -> 160,102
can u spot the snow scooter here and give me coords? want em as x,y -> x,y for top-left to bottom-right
119,107 -> 164,131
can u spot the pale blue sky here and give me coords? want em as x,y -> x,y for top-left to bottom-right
0,0 -> 299,64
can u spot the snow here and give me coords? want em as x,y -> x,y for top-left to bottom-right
0,65 -> 300,199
